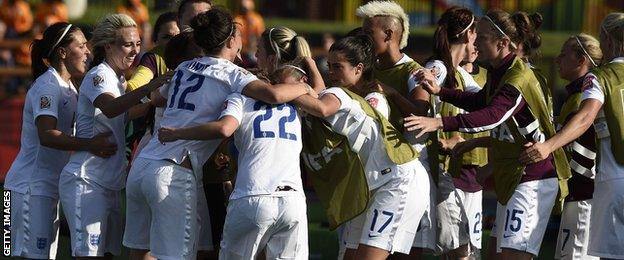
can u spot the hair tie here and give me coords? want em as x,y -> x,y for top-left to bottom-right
48,24 -> 73,58
483,15 -> 518,49
455,15 -> 474,38
575,36 -> 598,67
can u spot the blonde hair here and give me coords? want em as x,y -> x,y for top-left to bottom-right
356,1 -> 409,49
261,27 -> 311,70
565,33 -> 602,68
90,13 -> 137,67
270,57 -> 307,83
601,12 -> 624,56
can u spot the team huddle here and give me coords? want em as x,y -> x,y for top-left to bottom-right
4,0 -> 624,259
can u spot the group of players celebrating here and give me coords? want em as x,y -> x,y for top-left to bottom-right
4,0 -> 624,259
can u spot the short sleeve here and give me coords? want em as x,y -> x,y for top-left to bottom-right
365,92 -> 390,119
409,60 -> 447,93
219,93 -> 245,124
31,84 -> 60,120
426,60 -> 448,87
230,65 -> 259,93
320,87 -> 349,110
581,73 -> 604,104
82,71 -> 116,104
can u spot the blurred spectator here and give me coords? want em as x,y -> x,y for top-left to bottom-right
235,0 -> 264,66
117,0 -> 152,48
0,0 -> 33,67
314,33 -> 334,85
177,0 -> 212,31
35,0 -> 68,27
0,0 -> 33,36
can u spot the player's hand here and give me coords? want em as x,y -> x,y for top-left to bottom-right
451,138 -> 478,158
89,132 -> 117,158
147,71 -> 175,91
158,127 -> 179,143
519,142 -> 552,165
440,135 -> 465,153
223,181 -> 233,201
215,153 -> 230,170
404,115 -> 442,138
304,83 -> 318,99
413,69 -> 441,95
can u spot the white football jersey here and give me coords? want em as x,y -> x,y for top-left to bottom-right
62,62 -> 128,190
581,57 -> 624,182
4,67 -> 77,198
139,56 -> 258,176
220,93 -> 303,200
320,87 -> 395,190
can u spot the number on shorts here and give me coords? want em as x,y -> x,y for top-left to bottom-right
252,101 -> 297,140
168,71 -> 206,111
504,209 -> 524,232
370,209 -> 394,234
561,228 -> 571,251
474,212 -> 481,234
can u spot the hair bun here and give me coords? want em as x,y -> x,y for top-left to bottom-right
529,12 -> 543,30
190,11 -> 211,32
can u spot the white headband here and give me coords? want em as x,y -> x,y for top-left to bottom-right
455,15 -> 475,38
280,64 -> 307,76
575,36 -> 598,67
215,24 -> 234,48
483,15 -> 518,49
48,24 -> 72,57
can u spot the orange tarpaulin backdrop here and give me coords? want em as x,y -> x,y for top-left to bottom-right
0,97 -> 24,182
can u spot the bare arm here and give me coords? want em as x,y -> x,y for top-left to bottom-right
303,57 -> 326,93
242,80 -> 313,104
36,116 -> 117,157
292,93 -> 341,118
95,72 -> 172,118
519,99 -> 601,164
158,116 -> 240,142
408,86 -> 432,116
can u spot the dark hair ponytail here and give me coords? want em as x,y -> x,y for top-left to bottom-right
433,6 -> 474,89
511,11 -> 543,61
164,32 -> 205,69
329,34 -> 374,81
31,22 -> 80,78
191,7 -> 235,54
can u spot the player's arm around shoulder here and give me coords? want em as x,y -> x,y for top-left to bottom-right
292,88 -> 341,118
157,94 -> 244,143
94,71 -> 173,118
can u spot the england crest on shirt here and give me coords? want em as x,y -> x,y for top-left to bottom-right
89,233 -> 100,246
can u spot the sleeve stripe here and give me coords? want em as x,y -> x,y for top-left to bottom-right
570,159 -> 595,179
459,94 -> 523,133
571,141 -> 597,160
517,119 -> 540,136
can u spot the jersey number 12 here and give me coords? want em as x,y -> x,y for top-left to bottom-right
168,71 -> 205,111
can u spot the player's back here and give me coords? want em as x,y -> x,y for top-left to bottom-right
221,93 -> 304,200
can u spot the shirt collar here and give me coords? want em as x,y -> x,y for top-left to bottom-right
565,76 -> 585,96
